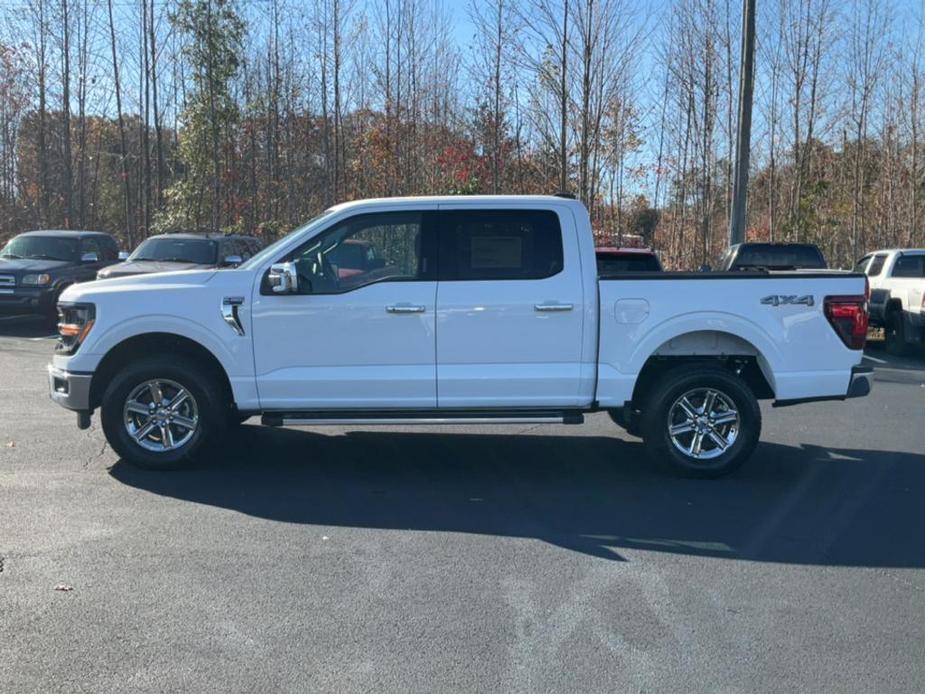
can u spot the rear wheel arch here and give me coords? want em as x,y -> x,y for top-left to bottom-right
630,330 -> 776,405
608,331 -> 773,437
90,332 -> 234,412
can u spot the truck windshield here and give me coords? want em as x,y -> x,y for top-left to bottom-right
0,235 -> 79,262
130,238 -> 218,265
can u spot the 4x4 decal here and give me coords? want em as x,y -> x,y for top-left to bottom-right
761,294 -> 815,307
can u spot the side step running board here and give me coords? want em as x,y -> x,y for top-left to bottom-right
262,410 -> 584,427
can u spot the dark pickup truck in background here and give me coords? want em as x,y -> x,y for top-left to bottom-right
719,242 -> 828,271
0,230 -> 121,321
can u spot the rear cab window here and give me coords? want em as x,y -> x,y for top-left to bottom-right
439,209 -> 564,281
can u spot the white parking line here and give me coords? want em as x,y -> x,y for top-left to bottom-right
863,354 -> 888,364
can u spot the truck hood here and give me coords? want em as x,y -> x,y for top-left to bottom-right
0,257 -> 72,275
97,259 -> 208,279
60,269 -> 220,303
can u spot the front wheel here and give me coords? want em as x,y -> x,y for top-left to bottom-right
640,365 -> 761,478
100,355 -> 228,469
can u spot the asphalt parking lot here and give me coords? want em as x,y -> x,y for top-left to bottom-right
2,313 -> 925,693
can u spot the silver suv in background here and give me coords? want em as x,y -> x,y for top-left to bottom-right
97,233 -> 262,280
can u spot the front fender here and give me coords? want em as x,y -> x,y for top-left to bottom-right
56,314 -> 259,410
84,314 -> 239,367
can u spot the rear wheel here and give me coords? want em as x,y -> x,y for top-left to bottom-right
885,310 -> 911,356
640,365 -> 761,478
100,355 -> 227,469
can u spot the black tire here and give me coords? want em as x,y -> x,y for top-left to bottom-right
640,365 -> 761,478
607,408 -> 640,437
885,310 -> 911,356
228,412 -> 251,427
100,355 -> 228,469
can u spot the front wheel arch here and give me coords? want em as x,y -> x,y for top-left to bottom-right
90,333 -> 234,413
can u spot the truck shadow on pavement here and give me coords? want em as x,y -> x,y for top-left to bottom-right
110,427 -> 925,567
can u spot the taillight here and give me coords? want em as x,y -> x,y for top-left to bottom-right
824,295 -> 868,350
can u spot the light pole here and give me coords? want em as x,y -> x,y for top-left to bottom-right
729,0 -> 756,247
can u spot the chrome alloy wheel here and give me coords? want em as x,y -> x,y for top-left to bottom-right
667,387 -> 740,461
123,379 -> 200,453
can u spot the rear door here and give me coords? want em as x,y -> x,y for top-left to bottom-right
889,254 -> 925,315
434,206 -> 586,408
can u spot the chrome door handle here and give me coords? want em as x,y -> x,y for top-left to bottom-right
386,304 -> 426,314
534,303 -> 574,312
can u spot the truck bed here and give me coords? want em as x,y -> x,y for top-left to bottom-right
595,271 -> 868,407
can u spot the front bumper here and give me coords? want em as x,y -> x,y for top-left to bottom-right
48,364 -> 93,413
0,287 -> 56,314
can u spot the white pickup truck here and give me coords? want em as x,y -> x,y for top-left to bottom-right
48,196 -> 872,477
854,249 -> 925,355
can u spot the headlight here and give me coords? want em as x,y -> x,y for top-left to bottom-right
56,303 -> 96,355
21,273 -> 52,286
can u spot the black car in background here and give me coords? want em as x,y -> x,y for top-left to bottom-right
96,232 -> 262,280
719,242 -> 828,271
0,230 -> 121,320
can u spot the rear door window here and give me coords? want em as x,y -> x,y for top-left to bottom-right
891,255 -> 925,278
439,209 -> 563,281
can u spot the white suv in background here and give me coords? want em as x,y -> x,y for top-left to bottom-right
855,249 -> 925,355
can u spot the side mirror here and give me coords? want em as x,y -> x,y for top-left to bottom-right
118,251 -> 129,261
81,252 -> 99,263
221,255 -> 243,268
268,262 -> 299,294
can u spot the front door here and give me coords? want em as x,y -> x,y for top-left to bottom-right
435,207 -> 587,408
251,209 -> 438,410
